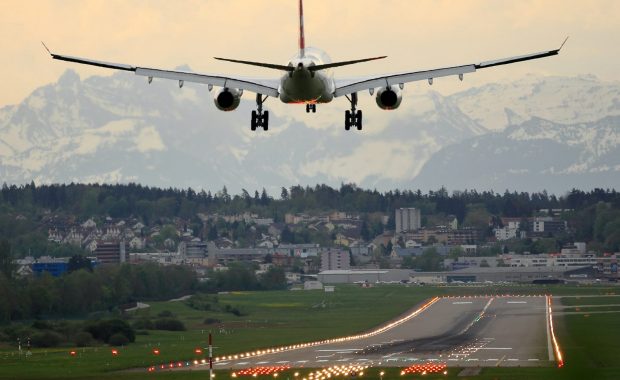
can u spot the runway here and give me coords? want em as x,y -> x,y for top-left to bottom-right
206,296 -> 553,370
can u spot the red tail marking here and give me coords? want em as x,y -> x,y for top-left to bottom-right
299,0 -> 305,55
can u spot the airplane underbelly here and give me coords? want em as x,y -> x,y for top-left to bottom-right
279,75 -> 333,104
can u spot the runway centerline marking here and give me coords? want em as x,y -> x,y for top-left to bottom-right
507,301 -> 527,304
478,347 -> 513,350
452,301 -> 473,304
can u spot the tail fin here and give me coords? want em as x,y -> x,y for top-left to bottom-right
299,0 -> 305,57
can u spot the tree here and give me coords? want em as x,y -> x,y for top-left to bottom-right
414,248 -> 442,271
280,187 -> 289,200
67,254 -> 93,273
259,267 -> 287,290
0,240 -> 14,280
207,225 -> 218,240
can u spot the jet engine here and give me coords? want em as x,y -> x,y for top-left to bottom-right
214,88 -> 243,111
375,86 -> 402,110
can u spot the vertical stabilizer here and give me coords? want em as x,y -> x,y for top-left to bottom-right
299,0 -> 305,57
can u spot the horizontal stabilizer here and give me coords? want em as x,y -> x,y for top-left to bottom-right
214,57 -> 294,72
309,56 -> 387,71
214,56 -> 387,72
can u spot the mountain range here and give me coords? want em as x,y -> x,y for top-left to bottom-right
1,69 -> 619,194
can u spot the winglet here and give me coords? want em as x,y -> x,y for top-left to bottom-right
558,36 -> 569,51
41,41 -> 52,55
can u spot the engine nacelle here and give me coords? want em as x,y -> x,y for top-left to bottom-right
214,88 -> 242,111
375,86 -> 402,110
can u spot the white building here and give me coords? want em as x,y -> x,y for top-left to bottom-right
495,227 -> 517,241
395,208 -> 421,233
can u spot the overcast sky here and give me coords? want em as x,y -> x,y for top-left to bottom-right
1,0 -> 619,107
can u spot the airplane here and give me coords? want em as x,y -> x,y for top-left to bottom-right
43,0 -> 567,132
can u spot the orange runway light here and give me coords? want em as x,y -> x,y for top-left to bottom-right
69,350 -> 77,356
400,363 -> 447,375
111,349 -> 119,356
195,348 -> 203,354
234,366 -> 291,377
153,348 -> 160,355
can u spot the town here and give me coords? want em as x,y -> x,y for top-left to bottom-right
4,183 -> 617,287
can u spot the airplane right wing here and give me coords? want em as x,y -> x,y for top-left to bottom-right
43,44 -> 280,97
334,38 -> 568,97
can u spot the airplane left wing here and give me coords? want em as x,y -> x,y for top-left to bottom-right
43,44 -> 280,97
334,39 -> 567,97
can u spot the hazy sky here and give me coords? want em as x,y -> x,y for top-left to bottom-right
1,0 -> 619,107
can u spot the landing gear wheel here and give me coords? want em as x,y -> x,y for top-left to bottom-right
312,105 -> 316,113
251,94 -> 270,131
262,111 -> 269,131
251,111 -> 257,131
344,92 -> 362,131
345,110 -> 351,131
306,104 -> 317,113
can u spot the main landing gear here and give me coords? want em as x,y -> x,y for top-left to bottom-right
306,104 -> 316,113
251,94 -> 269,131
344,92 -> 362,130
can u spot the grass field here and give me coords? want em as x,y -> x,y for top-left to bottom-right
1,284 -> 619,379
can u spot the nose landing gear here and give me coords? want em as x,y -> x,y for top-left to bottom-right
306,104 -> 317,113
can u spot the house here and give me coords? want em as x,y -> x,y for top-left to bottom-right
257,240 -> 275,249
304,281 -> 323,290
81,219 -> 97,229
285,272 -> 301,283
268,223 -> 286,238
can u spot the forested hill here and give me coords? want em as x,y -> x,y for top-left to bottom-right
1,183 -> 619,255
1,183 -> 618,218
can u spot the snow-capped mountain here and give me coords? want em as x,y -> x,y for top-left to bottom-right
412,116 -> 620,193
0,69 -> 484,193
449,74 -> 620,131
1,69 -> 619,193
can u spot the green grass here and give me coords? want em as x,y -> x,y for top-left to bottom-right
560,295 -> 620,306
1,284 -> 620,379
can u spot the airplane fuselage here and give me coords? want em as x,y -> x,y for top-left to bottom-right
278,48 -> 335,104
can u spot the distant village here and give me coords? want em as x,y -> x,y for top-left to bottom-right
15,207 -> 619,285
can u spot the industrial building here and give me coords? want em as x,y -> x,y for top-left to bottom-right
410,266 -> 593,284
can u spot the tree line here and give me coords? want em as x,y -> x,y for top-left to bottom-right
0,257 -> 197,324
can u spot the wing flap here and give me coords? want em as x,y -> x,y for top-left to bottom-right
135,68 -> 279,97
335,65 -> 475,97
45,46 -> 279,97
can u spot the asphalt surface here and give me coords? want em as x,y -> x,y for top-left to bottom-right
204,295 -> 551,370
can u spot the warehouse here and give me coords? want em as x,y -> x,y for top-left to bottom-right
317,269 -> 414,284
410,266 -> 593,284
